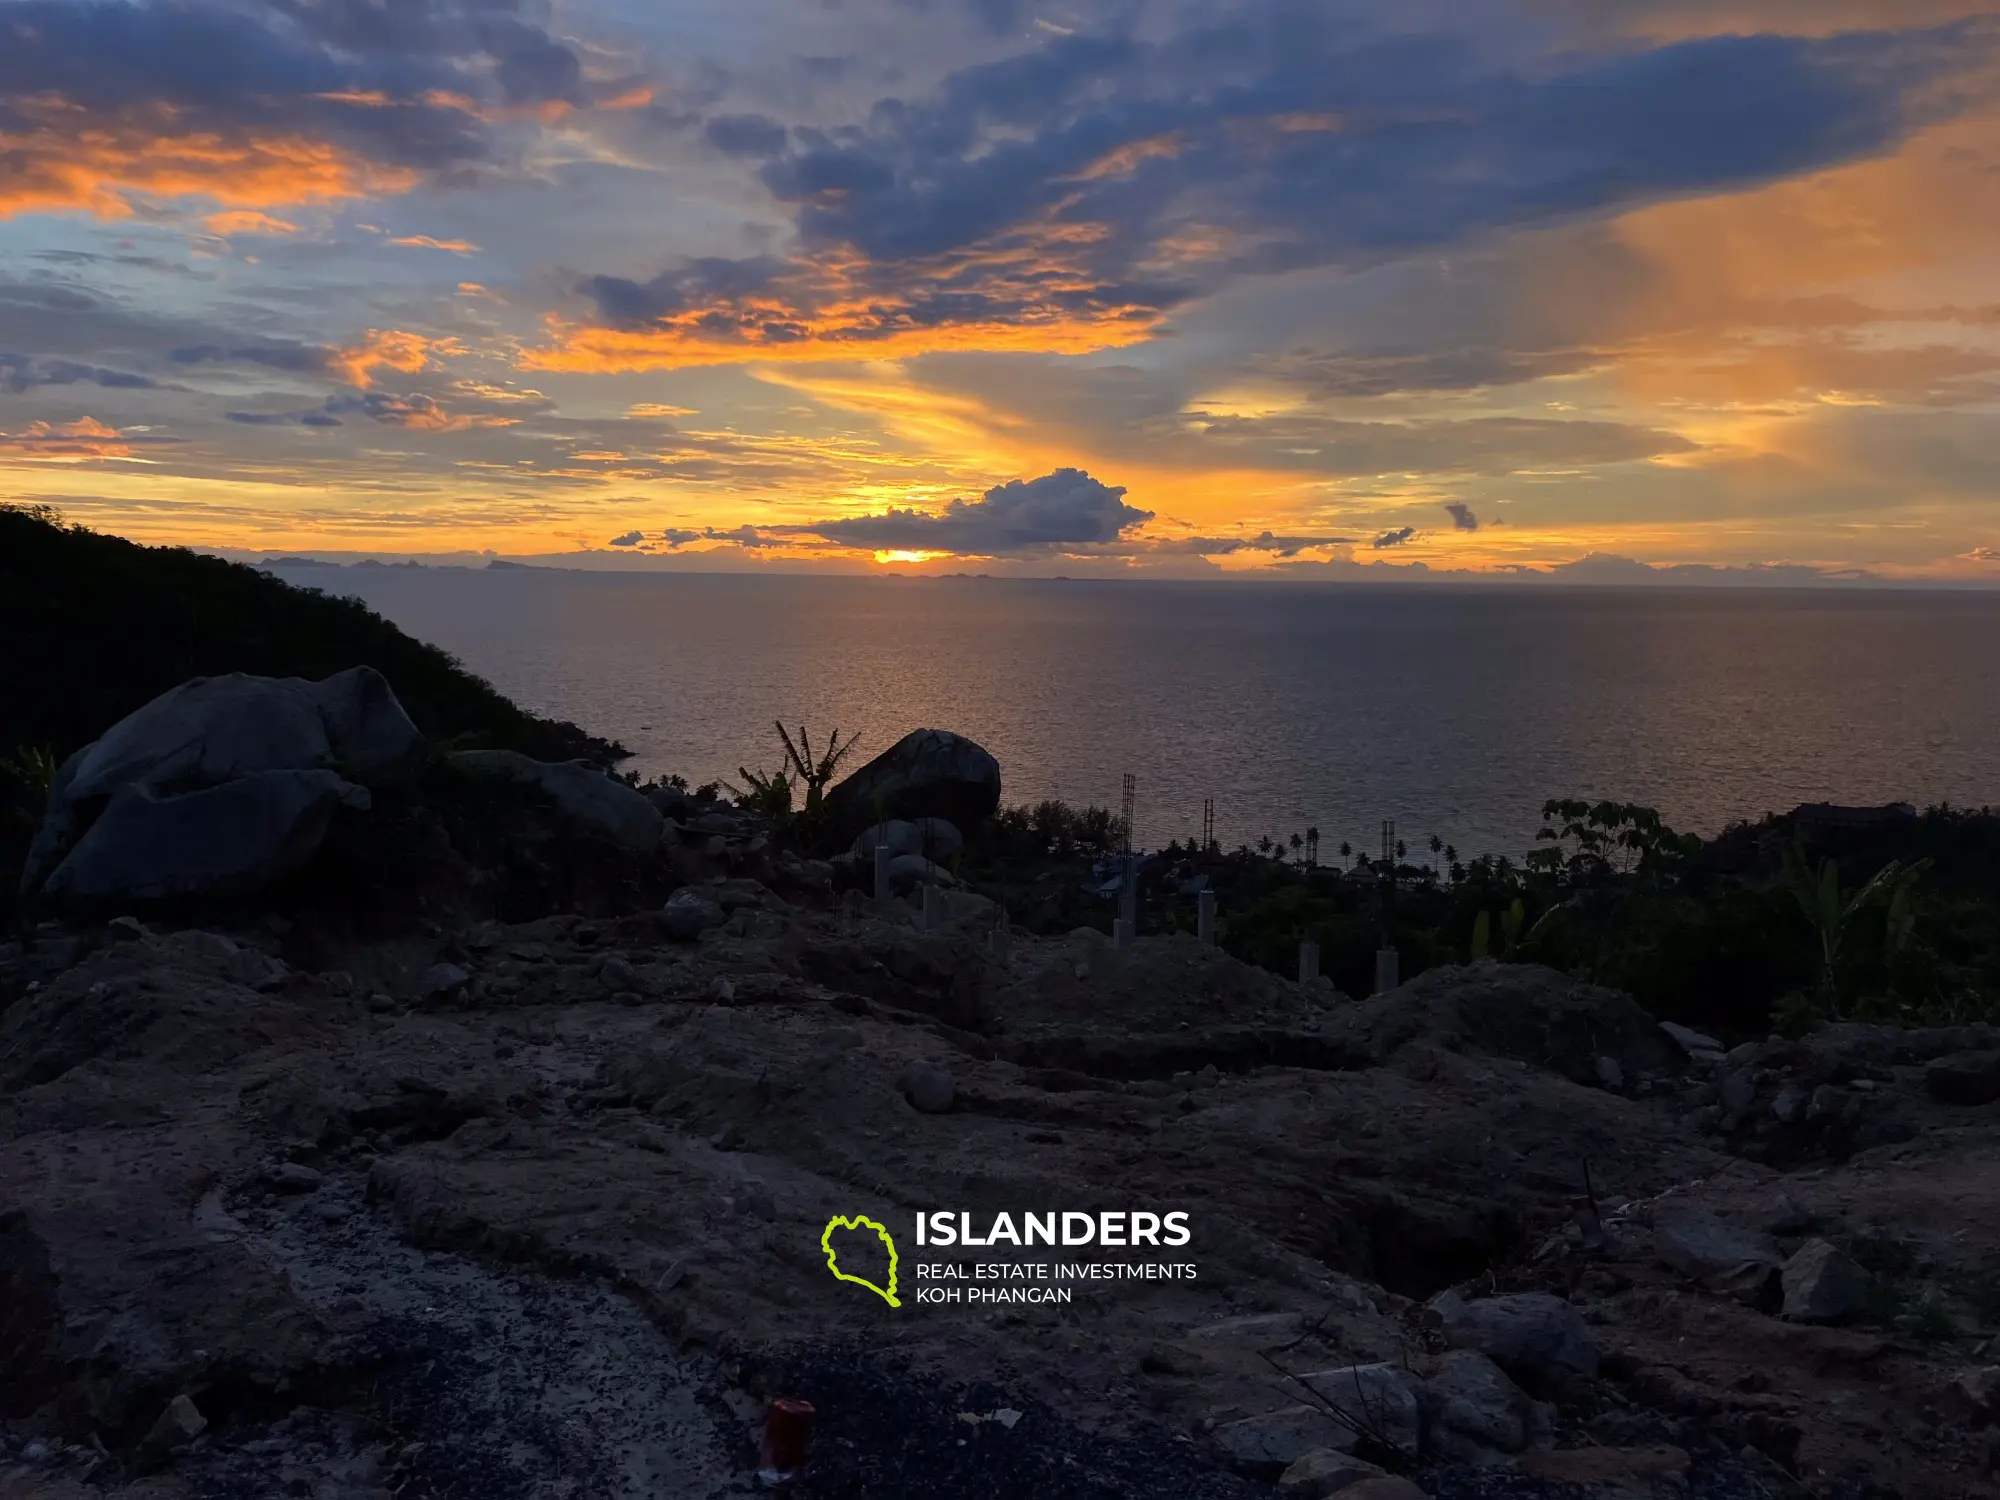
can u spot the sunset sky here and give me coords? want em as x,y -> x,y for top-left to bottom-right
2,0 -> 1997,579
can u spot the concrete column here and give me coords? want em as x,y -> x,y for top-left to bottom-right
1119,855 -> 1137,931
1197,889 -> 1216,945
1374,947 -> 1400,995
1298,940 -> 1320,985
873,844 -> 892,902
921,881 -> 940,931
1112,917 -> 1134,950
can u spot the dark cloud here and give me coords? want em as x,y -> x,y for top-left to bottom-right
580,256 -> 790,328
173,342 -> 335,376
556,10 -> 1987,364
702,524 -> 786,549
661,527 -> 703,546
705,114 -> 791,156
226,409 -> 343,427
793,468 -> 1152,553
1445,502 -> 1480,531
608,530 -> 645,547
0,353 -> 157,392
1145,531 -> 1354,558
1373,526 -> 1417,548
0,0 -> 611,223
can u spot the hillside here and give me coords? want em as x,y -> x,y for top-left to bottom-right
0,504 -> 623,891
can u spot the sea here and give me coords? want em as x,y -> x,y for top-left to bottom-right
305,567 -> 2000,860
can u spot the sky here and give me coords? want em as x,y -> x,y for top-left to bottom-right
1,0 -> 1997,581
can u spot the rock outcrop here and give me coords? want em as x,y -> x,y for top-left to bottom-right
22,667 -> 421,905
823,728 -> 1000,841
446,749 -> 664,852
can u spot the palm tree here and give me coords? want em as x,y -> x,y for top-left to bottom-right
1338,841 -> 1351,859
1428,833 -> 1443,871
1257,834 -> 1273,855
1289,832 -> 1304,861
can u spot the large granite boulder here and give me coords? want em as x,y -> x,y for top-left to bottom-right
41,771 -> 370,905
851,817 -> 965,863
447,750 -> 664,852
823,729 -> 1000,841
22,667 -> 422,904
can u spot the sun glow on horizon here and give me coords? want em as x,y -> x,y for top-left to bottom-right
873,549 -> 947,564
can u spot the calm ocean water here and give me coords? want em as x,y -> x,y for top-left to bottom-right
311,569 -> 2000,859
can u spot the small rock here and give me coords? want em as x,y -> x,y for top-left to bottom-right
107,915 -> 149,941
22,1440 -> 49,1462
898,1064 -> 956,1114
662,888 -> 727,940
1925,1052 -> 2000,1106
598,955 -> 640,992
1213,1405 -> 1357,1472
1595,1056 -> 1624,1091
1805,1084 -> 1848,1122
1432,1292 -> 1599,1385
310,1196 -> 352,1223
1423,1349 -> 1534,1454
366,992 -> 397,1014
264,1162 -> 325,1193
1654,1209 -> 1781,1286
1331,1480 -> 1428,1500
1718,1070 -> 1758,1114
1277,1448 -> 1388,1498
707,975 -> 735,1004
229,949 -> 290,990
1771,1085 -> 1805,1123
422,962 -> 470,996
1757,1196 -> 1821,1237
144,1393 -> 208,1450
1781,1238 -> 1876,1323
1661,1021 -> 1722,1052
1297,1363 -> 1423,1455
1946,1366 -> 1999,1422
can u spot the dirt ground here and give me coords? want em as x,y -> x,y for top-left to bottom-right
4,865 -> 1998,1499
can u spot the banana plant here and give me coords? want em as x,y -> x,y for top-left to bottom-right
1470,896 -> 1527,961
1782,840 -> 1932,1017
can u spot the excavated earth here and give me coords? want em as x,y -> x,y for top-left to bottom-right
3,858 -> 1999,1500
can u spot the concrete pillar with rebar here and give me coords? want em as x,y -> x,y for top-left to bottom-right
1374,947 -> 1400,994
1197,889 -> 1216,945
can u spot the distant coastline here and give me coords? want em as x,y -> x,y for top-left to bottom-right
240,552 -> 2000,592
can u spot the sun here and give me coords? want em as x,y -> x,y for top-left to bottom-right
873,549 -> 944,564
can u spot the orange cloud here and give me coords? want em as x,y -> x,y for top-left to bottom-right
0,99 -> 416,220
328,330 -> 463,388
203,210 -> 301,236
0,417 -> 165,460
389,235 -> 481,253
522,236 -> 1173,373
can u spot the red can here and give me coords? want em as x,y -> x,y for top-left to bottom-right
759,1397 -> 815,1482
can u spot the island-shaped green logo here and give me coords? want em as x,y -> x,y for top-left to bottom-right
821,1214 -> 901,1307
